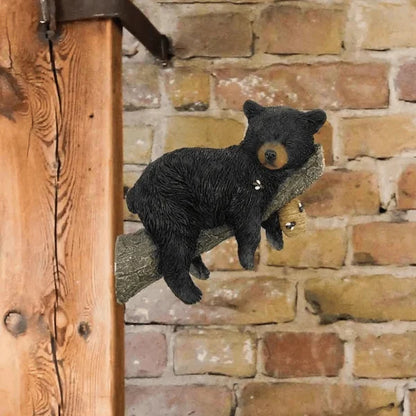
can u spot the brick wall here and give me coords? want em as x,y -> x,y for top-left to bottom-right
122,0 -> 416,415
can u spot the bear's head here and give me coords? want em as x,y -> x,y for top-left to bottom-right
241,100 -> 326,170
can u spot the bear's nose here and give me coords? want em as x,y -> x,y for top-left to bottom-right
265,149 -> 276,162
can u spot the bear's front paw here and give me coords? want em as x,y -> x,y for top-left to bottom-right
238,250 -> 256,270
266,228 -> 284,251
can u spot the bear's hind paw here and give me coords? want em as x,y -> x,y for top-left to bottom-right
169,279 -> 203,304
190,256 -> 211,280
179,285 -> 202,304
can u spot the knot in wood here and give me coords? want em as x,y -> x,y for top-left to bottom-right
4,310 -> 27,336
78,321 -> 91,339
55,308 -> 68,329
0,67 -> 25,121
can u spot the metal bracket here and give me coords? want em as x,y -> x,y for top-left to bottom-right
39,0 -> 172,65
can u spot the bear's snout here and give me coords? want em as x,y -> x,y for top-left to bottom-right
257,142 -> 288,170
265,149 -> 276,163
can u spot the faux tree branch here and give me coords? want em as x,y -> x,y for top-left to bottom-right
115,144 -> 324,304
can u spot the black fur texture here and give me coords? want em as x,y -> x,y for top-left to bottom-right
126,100 -> 326,304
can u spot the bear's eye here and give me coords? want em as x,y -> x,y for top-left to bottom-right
257,142 -> 288,170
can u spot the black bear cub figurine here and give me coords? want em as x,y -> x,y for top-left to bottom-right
127,100 -> 326,304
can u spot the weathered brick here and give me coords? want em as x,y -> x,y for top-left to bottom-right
302,170 -> 380,217
353,222 -> 416,265
353,3 -> 416,50
314,121 -> 333,166
214,63 -> 389,110
410,390 -> 416,416
159,0 -> 266,2
126,385 -> 233,416
398,164 -> 416,210
257,5 -> 345,55
165,68 -> 210,111
240,383 -> 398,416
123,125 -> 153,164
164,116 -> 245,152
305,275 -> 416,323
355,333 -> 416,379
340,115 -> 416,159
396,60 -> 416,102
123,221 -> 141,234
267,228 -> 347,268
202,238 -> 241,271
175,13 -> 252,58
125,275 -> 296,325
123,170 -> 141,221
123,63 -> 160,110
174,329 -> 256,377
262,332 -> 344,378
201,237 -> 259,271
122,29 -> 139,57
378,409 -> 403,416
125,331 -> 167,378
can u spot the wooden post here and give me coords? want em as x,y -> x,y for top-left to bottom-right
0,2 -> 124,415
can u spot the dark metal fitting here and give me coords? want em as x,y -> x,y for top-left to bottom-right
45,0 -> 173,65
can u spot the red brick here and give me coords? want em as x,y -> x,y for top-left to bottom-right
126,385 -> 233,416
305,275 -> 416,324
257,5 -> 345,55
302,170 -> 380,217
123,63 -> 160,110
398,164 -> 416,210
267,228 -> 347,269
175,13 -> 252,58
340,115 -> 416,159
240,383 -> 398,416
262,332 -> 344,378
125,331 -> 167,378
125,276 -> 296,325
214,63 -> 389,110
396,60 -> 416,102
353,222 -> 416,265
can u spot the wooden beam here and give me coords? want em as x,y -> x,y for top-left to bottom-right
0,2 -> 124,415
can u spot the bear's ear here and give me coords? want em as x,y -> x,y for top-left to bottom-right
243,100 -> 265,120
303,109 -> 327,133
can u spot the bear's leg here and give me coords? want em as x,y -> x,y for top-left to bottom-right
190,255 -> 210,280
262,212 -> 284,250
158,236 -> 202,304
231,215 -> 261,270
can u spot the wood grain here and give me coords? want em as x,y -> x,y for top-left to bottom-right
0,2 -> 124,414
